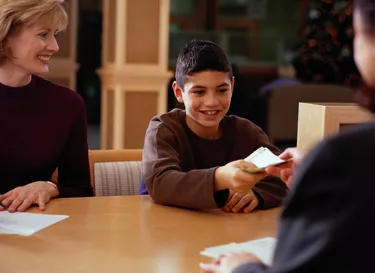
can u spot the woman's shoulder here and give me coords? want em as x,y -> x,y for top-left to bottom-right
327,121 -> 375,150
33,75 -> 85,109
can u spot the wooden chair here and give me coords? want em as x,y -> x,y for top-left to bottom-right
94,161 -> 142,196
88,149 -> 143,186
51,149 -> 143,193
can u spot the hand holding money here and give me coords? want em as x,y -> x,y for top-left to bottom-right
214,160 -> 267,193
265,147 -> 303,188
239,147 -> 292,174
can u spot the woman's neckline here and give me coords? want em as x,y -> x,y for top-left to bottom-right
0,75 -> 34,90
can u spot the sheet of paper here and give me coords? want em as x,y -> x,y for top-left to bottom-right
244,147 -> 285,168
200,237 -> 277,266
200,242 -> 238,257
235,237 -> 277,266
0,211 -> 69,236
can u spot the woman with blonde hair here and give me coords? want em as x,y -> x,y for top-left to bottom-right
0,0 -> 93,213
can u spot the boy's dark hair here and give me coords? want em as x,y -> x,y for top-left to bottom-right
175,40 -> 233,89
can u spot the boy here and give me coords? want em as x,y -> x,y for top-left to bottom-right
139,40 -> 287,212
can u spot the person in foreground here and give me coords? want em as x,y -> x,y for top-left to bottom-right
0,0 -> 93,213
200,0 -> 375,272
140,39 -> 287,212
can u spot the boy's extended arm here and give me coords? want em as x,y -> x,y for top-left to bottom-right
142,125 -> 229,209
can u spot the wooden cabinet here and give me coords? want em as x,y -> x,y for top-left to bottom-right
297,103 -> 373,152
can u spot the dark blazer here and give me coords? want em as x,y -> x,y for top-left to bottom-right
234,121 -> 375,273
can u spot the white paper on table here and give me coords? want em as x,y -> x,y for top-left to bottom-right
200,242 -> 238,257
0,211 -> 69,236
235,237 -> 277,266
244,147 -> 285,169
200,237 -> 277,266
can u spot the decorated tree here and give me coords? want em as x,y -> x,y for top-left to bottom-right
291,0 -> 360,87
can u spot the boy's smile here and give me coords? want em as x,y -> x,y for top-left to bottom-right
173,70 -> 234,139
198,110 -> 222,121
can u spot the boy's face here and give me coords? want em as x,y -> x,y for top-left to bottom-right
173,70 -> 234,135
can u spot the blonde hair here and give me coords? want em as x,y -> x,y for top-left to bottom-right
0,0 -> 68,59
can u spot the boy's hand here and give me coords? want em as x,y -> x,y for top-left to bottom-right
265,147 -> 303,188
223,190 -> 259,213
214,160 -> 267,193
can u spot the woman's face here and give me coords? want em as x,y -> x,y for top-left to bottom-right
4,15 -> 60,75
354,8 -> 375,87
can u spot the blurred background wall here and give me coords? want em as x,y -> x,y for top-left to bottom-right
48,0 -> 357,149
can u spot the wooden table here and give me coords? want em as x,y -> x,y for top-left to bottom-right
0,196 -> 280,273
